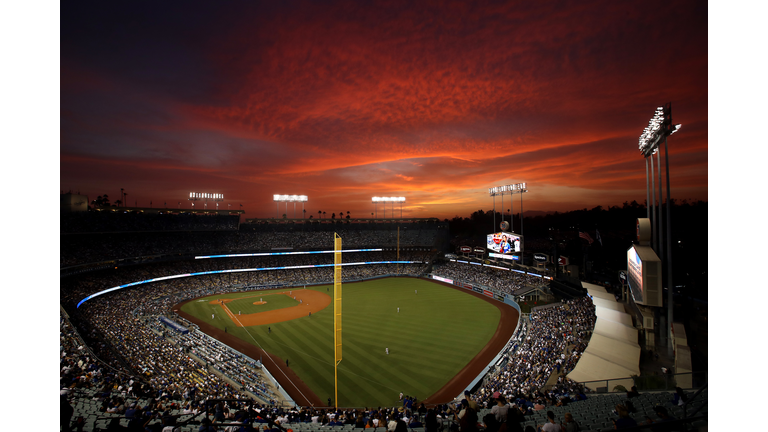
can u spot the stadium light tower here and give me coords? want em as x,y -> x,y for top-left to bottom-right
372,197 -> 405,219
189,192 -> 224,210
273,195 -> 308,219
489,183 -> 527,236
636,102 -> 681,346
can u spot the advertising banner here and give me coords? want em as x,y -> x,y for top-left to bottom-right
473,287 -> 483,293
533,253 -> 548,263
489,252 -> 519,261
483,289 -> 493,297
627,247 -> 643,302
431,275 -> 453,284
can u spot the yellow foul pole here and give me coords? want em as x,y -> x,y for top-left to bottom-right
333,233 -> 342,408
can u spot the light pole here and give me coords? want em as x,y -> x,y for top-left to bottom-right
189,192 -> 224,213
489,183 -> 527,234
637,102 -> 681,346
273,195 -> 308,220
372,197 -> 405,219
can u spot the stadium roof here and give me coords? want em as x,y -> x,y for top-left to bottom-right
567,282 -> 640,391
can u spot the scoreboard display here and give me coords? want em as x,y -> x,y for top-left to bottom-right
626,244 -> 662,307
487,232 -> 523,254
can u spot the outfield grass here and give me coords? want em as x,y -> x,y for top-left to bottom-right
181,278 -> 500,407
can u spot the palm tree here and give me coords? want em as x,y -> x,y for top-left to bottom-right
318,210 -> 322,219
331,213 -> 336,219
346,211 -> 350,219
323,211 -> 326,219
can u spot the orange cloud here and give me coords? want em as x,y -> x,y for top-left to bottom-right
60,0 -> 707,219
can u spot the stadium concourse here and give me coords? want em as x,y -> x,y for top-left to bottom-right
60,214 -> 706,431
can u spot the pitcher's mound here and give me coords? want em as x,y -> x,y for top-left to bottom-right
253,301 -> 267,305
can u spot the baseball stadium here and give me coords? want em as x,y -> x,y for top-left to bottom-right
55,0 -> 713,429
59,210 -> 708,432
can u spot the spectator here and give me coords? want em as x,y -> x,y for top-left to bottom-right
491,394 -> 510,423
671,387 -> 687,406
611,404 -> 637,430
458,400 -> 478,432
645,405 -> 677,432
560,413 -> 579,432
425,409 -> 439,432
626,386 -> 640,399
199,418 -> 217,432
539,411 -> 560,432
505,405 -> 525,432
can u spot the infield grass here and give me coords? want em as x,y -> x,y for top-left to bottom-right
181,277 -> 500,407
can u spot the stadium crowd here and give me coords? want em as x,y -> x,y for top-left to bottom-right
473,296 -> 596,406
60,212 -> 240,233
61,248 -> 435,423
430,261 -> 548,295
61,250 -> 433,309
62,227 -> 438,268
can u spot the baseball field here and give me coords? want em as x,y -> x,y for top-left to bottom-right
177,277 -> 517,407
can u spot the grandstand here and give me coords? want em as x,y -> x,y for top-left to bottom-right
60,213 -> 706,431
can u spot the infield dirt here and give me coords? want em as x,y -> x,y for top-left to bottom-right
209,290 -> 331,327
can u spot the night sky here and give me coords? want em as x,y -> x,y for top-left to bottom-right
59,0 -> 708,219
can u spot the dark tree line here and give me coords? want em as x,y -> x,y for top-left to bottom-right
447,200 -> 707,300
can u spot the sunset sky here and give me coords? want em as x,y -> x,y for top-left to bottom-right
59,0 -> 708,220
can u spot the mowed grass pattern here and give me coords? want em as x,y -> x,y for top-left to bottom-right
182,278 -> 500,407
